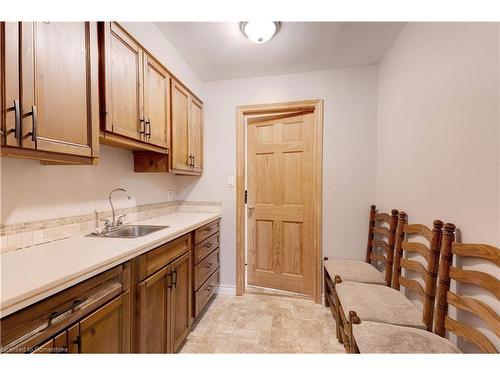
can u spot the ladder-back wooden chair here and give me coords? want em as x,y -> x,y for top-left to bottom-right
348,223 -> 499,353
335,212 -> 443,351
323,205 -> 398,342
434,223 -> 500,353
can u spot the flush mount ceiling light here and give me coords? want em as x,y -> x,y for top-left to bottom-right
240,21 -> 281,44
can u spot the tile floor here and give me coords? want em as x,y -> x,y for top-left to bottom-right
180,292 -> 345,353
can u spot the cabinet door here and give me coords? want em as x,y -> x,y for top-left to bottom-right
107,22 -> 143,141
171,80 -> 191,172
170,251 -> 191,352
21,22 -> 98,156
1,22 -> 21,148
143,54 -> 169,148
68,293 -> 130,353
189,97 -> 203,173
137,266 -> 171,353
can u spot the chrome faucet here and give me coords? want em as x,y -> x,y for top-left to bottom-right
108,188 -> 132,227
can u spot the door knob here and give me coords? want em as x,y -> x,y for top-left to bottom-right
248,205 -> 255,211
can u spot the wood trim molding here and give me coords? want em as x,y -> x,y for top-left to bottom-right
235,99 -> 324,303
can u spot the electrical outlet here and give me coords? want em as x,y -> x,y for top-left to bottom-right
228,176 -> 235,187
167,191 -> 174,201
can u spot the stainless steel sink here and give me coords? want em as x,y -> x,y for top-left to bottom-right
88,225 -> 169,238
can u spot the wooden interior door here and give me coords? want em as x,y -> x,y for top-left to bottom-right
171,80 -> 190,172
108,22 -> 143,141
247,111 -> 315,296
170,252 -> 191,352
76,293 -> 130,353
137,266 -> 171,353
189,97 -> 203,173
22,22 -> 96,156
143,53 -> 169,148
1,22 -> 21,148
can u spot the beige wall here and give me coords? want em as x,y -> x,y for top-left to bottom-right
377,22 -> 499,244
176,65 -> 379,287
376,22 -> 500,352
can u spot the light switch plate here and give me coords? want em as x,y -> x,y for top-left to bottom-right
167,191 -> 174,201
228,176 -> 235,187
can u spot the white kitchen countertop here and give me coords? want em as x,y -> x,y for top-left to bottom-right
0,211 -> 221,318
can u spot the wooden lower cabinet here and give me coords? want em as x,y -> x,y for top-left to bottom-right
137,265 -> 172,353
170,252 -> 191,352
192,219 -> 221,320
1,222 -> 220,354
136,242 -> 191,353
73,293 -> 130,353
34,294 -> 131,354
0,264 -> 131,354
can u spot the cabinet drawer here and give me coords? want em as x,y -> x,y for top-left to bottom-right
193,249 -> 219,291
193,233 -> 219,264
194,268 -> 219,318
1,264 -> 128,353
139,234 -> 189,280
194,219 -> 220,245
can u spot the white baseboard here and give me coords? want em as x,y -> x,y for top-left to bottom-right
216,284 -> 236,296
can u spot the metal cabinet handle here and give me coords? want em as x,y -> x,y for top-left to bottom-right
191,154 -> 195,167
167,272 -> 173,288
205,284 -> 214,292
139,118 -> 145,135
6,100 -> 21,139
25,105 -> 37,142
47,298 -> 87,327
205,263 -> 213,269
14,100 -> 21,139
31,106 -> 38,142
145,118 -> 151,139
72,335 -> 81,354
172,269 -> 177,287
204,242 -> 212,248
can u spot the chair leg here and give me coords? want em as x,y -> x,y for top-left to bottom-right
334,290 -> 343,344
348,311 -> 361,354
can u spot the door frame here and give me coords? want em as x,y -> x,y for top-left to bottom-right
235,99 -> 324,303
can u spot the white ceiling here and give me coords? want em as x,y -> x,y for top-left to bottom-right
155,22 -> 405,81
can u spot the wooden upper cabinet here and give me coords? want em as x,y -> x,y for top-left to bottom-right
1,22 -> 20,148
189,97 -> 203,173
171,80 -> 190,172
0,22 -> 99,164
106,22 -> 143,141
24,22 -> 98,157
143,54 -> 170,148
171,79 -> 203,175
170,251 -> 191,352
99,22 -> 171,155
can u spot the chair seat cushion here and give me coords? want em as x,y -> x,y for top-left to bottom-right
323,259 -> 386,285
353,321 -> 461,353
336,281 -> 427,329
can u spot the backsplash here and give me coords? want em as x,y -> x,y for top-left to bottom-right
0,200 -> 222,253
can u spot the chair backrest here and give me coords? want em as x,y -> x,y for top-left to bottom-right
435,223 -> 500,353
365,205 -> 399,286
392,212 -> 443,331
